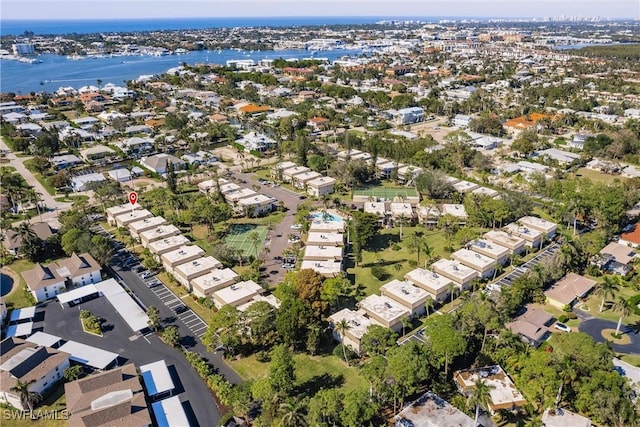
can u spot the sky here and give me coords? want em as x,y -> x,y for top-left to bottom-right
2,0 -> 639,20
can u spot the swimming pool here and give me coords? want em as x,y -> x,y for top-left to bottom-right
0,273 -> 14,297
310,211 -> 344,223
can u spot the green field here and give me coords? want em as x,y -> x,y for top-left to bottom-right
353,186 -> 418,200
224,224 -> 269,258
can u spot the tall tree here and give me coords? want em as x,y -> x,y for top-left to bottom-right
146,306 -> 161,332
335,319 -> 351,365
595,276 -> 619,313
166,161 -> 177,194
269,345 -> 296,397
612,297 -> 631,336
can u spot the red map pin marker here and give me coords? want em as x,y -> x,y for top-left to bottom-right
128,191 -> 138,205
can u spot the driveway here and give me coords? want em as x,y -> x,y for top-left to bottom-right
579,318 -> 640,354
37,299 -> 220,426
229,169 -> 304,285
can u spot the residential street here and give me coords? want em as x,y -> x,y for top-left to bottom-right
1,137 -> 72,227
579,318 -> 640,354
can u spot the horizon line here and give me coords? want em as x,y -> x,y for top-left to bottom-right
2,14 -> 638,21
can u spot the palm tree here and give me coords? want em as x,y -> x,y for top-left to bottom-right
554,355 -> 576,407
10,379 -> 42,413
147,306 -> 161,332
425,298 -> 435,317
467,379 -> 495,427
595,276 -> 619,313
278,398 -> 307,427
402,316 -> 412,337
613,297 -> 631,336
447,283 -> 458,304
335,319 -> 351,365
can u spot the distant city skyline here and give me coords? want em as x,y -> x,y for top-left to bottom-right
3,0 -> 639,21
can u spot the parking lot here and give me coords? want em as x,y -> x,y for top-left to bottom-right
491,243 -> 559,290
148,283 -> 208,339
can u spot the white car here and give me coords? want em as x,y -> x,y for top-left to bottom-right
554,322 -> 571,333
291,223 -> 303,230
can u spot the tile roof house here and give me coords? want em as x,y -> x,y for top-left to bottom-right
64,363 -> 152,427
454,365 -> 527,413
505,305 -> 555,347
21,253 -> 102,302
545,273 -> 597,309
394,391 -> 474,427
620,225 -> 640,248
3,222 -> 53,256
0,337 -> 70,411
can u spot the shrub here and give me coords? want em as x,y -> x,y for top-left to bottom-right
558,315 -> 569,323
565,312 -> 578,320
628,294 -> 640,315
390,242 -> 401,251
255,350 -> 271,363
332,343 -> 356,360
562,305 -> 573,312
370,265 -> 388,281
408,259 -> 418,268
218,413 -> 235,427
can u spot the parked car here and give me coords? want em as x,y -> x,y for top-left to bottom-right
554,322 -> 571,333
174,305 -> 188,314
291,223 -> 303,230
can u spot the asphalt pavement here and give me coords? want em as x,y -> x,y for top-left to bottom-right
37,298 -> 220,426
579,318 -> 640,354
229,170 -> 304,285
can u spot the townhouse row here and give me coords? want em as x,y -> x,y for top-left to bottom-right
106,203 -> 279,311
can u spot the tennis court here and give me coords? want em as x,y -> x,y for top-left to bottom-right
224,224 -> 269,258
353,187 -> 418,199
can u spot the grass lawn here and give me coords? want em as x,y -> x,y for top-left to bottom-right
4,259 -> 36,310
573,167 -> 627,185
229,352 -> 368,395
620,354 -> 640,367
582,285 -> 640,324
347,226 -> 461,297
230,211 -> 285,227
53,195 -> 89,203
33,172 -> 56,196
1,382 -> 67,427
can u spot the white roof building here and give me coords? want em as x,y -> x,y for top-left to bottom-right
380,279 -> 430,316
518,216 -> 558,238
212,280 -> 263,309
358,294 -> 410,332
306,232 -> 344,246
128,216 -> 168,239
327,308 -> 373,354
300,260 -> 343,277
484,230 -> 526,254
190,268 -> 239,298
139,225 -> 181,247
389,203 -> 414,219
147,235 -> 191,256
303,245 -> 343,261
468,239 -> 510,264
451,248 -> 497,279
504,222 -> 543,248
161,245 -> 206,274
432,259 -> 479,289
173,256 -> 224,290
106,203 -> 142,225
453,180 -> 479,194
404,268 -> 453,302
114,209 -> 153,228
364,202 -> 388,217
441,204 -> 468,223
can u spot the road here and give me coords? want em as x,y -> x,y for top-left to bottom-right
38,297 -> 221,426
1,137 -> 72,228
579,318 -> 640,355
228,169 -> 305,285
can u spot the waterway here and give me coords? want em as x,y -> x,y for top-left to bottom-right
1,48 -> 369,94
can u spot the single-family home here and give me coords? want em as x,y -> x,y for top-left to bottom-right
545,273 -> 597,309
140,154 -> 186,175
453,180 -> 479,194
454,114 -> 473,128
3,223 -> 53,256
619,225 -> 640,248
454,365 -> 527,413
505,305 -> 555,347
235,132 -> 276,152
394,107 -> 425,125
541,408 -> 592,427
71,173 -> 107,192
394,392 -> 475,427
